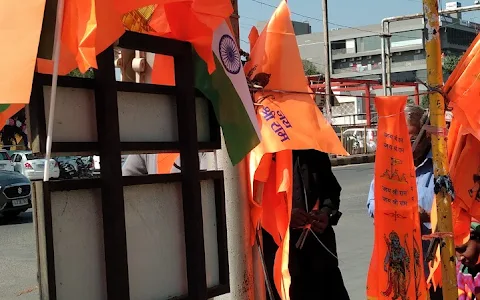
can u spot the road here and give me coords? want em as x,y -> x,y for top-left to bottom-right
334,163 -> 374,300
0,163 -> 375,300
0,210 -> 38,300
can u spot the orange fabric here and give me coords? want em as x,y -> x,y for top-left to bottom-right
156,153 -> 179,174
444,33 -> 480,140
152,54 -> 175,86
427,196 -> 442,290
447,117 -> 461,163
366,96 -> 427,300
248,26 -> 259,52
246,1 -> 346,299
36,0 -> 126,75
243,1 -> 347,157
249,150 -> 292,300
38,0 -> 231,77
62,0 -> 98,72
0,0 -> 45,104
149,0 -> 233,74
448,131 -> 480,243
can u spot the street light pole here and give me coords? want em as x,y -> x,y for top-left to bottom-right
422,0 -> 457,298
322,0 -> 332,122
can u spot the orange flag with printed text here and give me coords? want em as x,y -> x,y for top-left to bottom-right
366,96 -> 427,300
245,1 -> 347,299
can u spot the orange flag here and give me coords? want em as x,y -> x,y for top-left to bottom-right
0,0 -> 46,104
37,0 -> 126,75
149,0 -> 233,74
366,96 -> 427,300
245,1 -> 347,299
248,150 -> 292,300
156,153 -> 180,174
248,27 -> 259,53
243,1 -> 347,157
444,32 -> 480,140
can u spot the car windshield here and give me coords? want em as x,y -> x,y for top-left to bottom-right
26,153 -> 44,160
0,152 -> 10,160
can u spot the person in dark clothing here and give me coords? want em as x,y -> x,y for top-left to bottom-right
263,149 -> 350,299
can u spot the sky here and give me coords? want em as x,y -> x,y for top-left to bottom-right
238,0 -> 480,50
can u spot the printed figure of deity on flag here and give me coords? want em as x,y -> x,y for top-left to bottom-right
366,96 -> 427,300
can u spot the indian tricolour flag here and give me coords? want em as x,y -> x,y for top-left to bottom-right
194,21 -> 261,165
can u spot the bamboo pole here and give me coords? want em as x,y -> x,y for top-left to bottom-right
422,0 -> 457,297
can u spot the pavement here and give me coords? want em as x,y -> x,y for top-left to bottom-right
0,163 -> 375,300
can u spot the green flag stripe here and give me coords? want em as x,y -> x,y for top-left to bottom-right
0,104 -> 11,113
194,51 -> 259,165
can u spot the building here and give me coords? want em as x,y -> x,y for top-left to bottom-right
297,17 -> 477,83
296,9 -> 478,125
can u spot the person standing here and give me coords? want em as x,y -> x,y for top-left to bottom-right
122,153 -> 208,176
263,149 -> 350,299
366,104 -> 442,299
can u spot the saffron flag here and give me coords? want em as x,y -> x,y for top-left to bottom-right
444,32 -> 480,140
0,0 -> 45,105
243,3 -> 347,157
248,150 -> 292,300
156,153 -> 180,174
245,1 -> 347,299
149,0 -> 233,74
152,22 -> 261,165
366,96 -> 427,300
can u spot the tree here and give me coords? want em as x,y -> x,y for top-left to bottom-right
421,95 -> 429,109
302,59 -> 320,76
443,54 -> 462,74
67,68 -> 95,79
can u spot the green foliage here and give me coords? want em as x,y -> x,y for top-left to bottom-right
421,95 -> 429,109
67,68 -> 95,79
302,59 -> 320,76
443,54 -> 462,74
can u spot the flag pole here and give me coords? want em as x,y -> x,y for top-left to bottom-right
43,0 -> 65,182
422,0 -> 457,297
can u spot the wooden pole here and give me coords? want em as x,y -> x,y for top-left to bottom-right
230,0 -> 240,46
422,0 -> 457,297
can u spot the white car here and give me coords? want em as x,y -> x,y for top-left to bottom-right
11,151 -> 60,181
342,128 -> 377,154
0,150 -> 14,172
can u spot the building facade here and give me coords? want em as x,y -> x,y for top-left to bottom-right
297,16 -> 478,82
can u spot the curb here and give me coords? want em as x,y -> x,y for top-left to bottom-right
330,154 -> 375,167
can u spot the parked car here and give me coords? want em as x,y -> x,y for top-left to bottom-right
11,151 -> 60,181
342,128 -> 377,154
0,150 -> 14,172
54,156 -> 94,179
0,171 -> 32,217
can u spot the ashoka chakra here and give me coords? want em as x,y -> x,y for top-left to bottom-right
219,34 -> 241,75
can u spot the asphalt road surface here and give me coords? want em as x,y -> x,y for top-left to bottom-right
0,210 -> 38,300
334,163 -> 375,300
0,163 -> 375,300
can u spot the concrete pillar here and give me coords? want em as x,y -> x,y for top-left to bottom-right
211,138 -> 256,299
